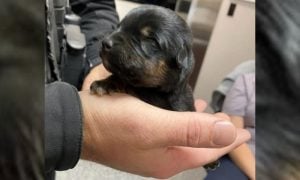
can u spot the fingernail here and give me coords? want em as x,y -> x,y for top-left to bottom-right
212,121 -> 236,146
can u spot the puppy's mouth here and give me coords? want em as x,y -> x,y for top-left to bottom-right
100,49 -> 123,76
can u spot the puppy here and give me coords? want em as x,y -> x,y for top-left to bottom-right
91,5 -> 195,111
90,5 -> 219,171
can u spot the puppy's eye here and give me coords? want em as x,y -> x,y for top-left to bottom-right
147,37 -> 159,48
147,37 -> 160,48
141,40 -> 159,55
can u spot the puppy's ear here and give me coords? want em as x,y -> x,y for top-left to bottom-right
176,47 -> 189,69
176,45 -> 194,83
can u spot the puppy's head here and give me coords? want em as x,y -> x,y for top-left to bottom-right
101,5 -> 194,92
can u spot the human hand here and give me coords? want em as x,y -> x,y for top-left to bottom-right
79,92 -> 250,178
81,64 -> 111,90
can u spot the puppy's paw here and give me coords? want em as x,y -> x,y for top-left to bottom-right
90,81 -> 109,96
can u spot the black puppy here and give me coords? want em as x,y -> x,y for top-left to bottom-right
91,5 -> 195,112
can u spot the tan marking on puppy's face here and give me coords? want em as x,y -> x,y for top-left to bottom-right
152,60 -> 168,77
282,164 -> 300,179
141,26 -> 152,37
142,60 -> 168,86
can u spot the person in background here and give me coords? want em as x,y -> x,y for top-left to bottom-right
210,60 -> 255,113
206,72 -> 255,180
224,72 -> 255,179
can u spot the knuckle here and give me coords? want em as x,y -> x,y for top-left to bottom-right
185,117 -> 203,147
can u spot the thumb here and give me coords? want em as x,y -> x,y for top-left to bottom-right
153,111 -> 237,148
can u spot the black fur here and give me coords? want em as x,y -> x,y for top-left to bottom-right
91,5 -> 195,112
257,0 -> 300,179
0,0 -> 44,179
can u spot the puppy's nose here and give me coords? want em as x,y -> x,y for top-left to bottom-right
102,38 -> 113,51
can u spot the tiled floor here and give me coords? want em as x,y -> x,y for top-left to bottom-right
56,160 -> 206,180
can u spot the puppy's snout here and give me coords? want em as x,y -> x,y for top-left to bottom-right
102,38 -> 113,51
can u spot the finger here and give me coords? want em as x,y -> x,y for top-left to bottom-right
168,129 -> 250,171
194,99 -> 207,112
154,111 -> 237,148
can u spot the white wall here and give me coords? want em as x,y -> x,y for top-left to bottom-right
115,0 -> 141,20
193,0 -> 255,112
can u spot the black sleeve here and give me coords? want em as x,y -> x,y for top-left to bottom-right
70,0 -> 119,71
45,82 -> 83,173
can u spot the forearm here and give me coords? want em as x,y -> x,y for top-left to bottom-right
229,143 -> 255,179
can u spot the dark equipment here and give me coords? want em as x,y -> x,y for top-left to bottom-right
46,0 -> 86,89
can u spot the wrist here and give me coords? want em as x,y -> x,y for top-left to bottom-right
78,91 -> 107,164
78,91 -> 93,161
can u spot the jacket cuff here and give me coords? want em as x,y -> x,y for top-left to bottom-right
45,82 -> 83,172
